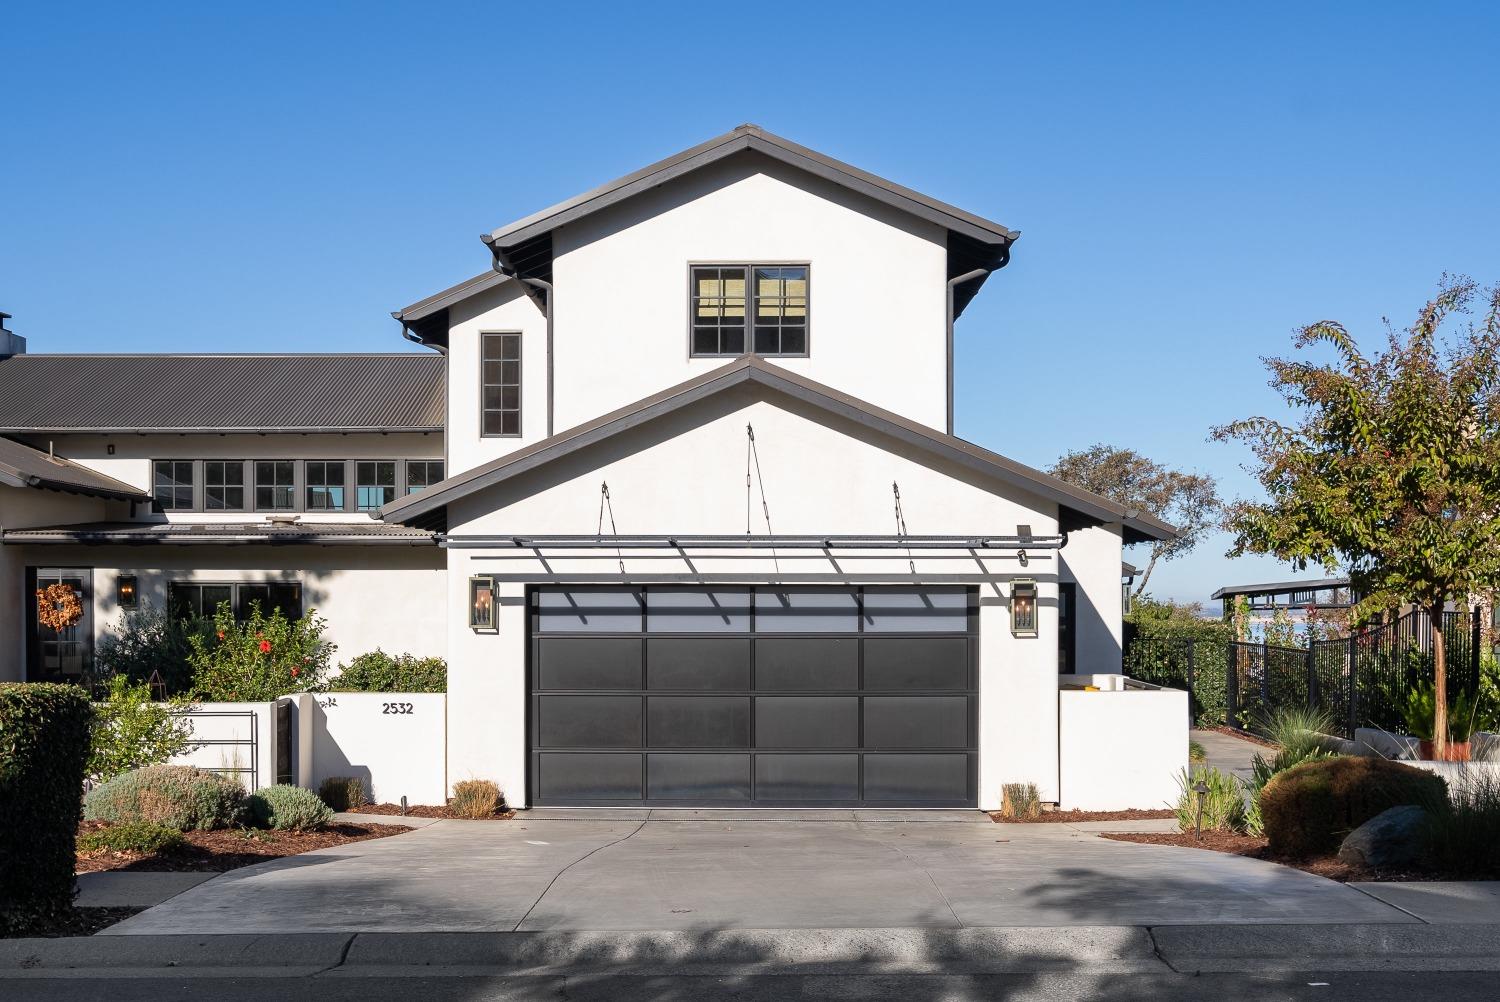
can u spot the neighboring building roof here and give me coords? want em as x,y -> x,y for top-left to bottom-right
1210,577 -> 1350,601
381,355 -> 1178,544
0,353 -> 445,434
1122,561 -> 1140,578
0,521 -> 437,545
0,437 -> 150,502
394,124 -> 1019,344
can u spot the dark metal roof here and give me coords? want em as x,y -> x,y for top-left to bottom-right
394,124 -> 1019,336
0,354 -> 445,434
1122,561 -> 1140,578
381,355 -> 1177,544
1210,577 -> 1350,601
1,520 -> 437,545
0,437 -> 150,501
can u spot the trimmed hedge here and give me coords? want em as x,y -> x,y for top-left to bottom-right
0,683 -> 93,932
84,764 -> 247,831
1260,756 -> 1447,858
328,650 -> 446,693
248,784 -> 333,830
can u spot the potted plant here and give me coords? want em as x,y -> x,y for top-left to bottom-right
1404,682 -> 1480,761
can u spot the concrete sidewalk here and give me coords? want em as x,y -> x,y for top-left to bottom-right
101,815 -> 1409,934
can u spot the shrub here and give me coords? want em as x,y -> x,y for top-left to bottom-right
248,785 -> 333,830
1244,705 -> 1343,836
450,779 -> 503,819
328,650 -> 446,693
189,603 -> 335,701
1173,765 -> 1246,833
1420,769 -> 1500,877
1260,756 -> 1447,858
84,764 -> 247,831
96,607 -> 209,695
77,821 -> 184,855
0,683 -> 93,933
998,782 -> 1042,820
88,674 -> 197,783
318,776 -> 366,812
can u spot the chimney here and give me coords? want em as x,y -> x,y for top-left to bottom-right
0,313 -> 25,359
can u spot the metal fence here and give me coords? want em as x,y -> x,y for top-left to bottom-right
1123,608 -> 1483,737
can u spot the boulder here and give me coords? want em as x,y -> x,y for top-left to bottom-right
1336,805 -> 1429,871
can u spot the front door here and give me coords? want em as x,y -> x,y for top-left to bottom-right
27,566 -> 94,682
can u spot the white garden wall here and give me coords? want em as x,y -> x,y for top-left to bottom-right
1058,687 -> 1188,811
308,692 -> 447,805
171,700 -> 281,792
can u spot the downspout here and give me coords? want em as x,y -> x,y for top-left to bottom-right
945,244 -> 1012,437
487,241 -> 555,437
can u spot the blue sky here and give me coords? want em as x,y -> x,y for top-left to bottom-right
4,3 -> 1498,607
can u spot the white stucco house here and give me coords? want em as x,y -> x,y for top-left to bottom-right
0,126 -> 1182,811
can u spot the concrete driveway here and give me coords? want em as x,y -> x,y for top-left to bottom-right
105,813 -> 1412,934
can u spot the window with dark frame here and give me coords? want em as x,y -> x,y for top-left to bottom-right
1058,582 -> 1076,674
153,461 -> 193,510
406,460 -> 444,494
254,461 -> 295,511
356,461 -> 397,511
305,461 -> 346,511
168,582 -> 302,623
203,461 -> 244,510
691,265 -> 807,357
481,333 -> 522,437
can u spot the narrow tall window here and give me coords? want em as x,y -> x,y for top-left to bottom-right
204,461 -> 244,511
254,461 -> 295,511
153,461 -> 193,510
406,460 -> 444,494
481,333 -> 521,437
691,265 -> 807,357
356,461 -> 397,511
305,461 -> 346,511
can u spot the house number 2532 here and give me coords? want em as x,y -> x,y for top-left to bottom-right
381,702 -> 414,715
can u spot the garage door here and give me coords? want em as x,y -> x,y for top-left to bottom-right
528,586 -> 977,807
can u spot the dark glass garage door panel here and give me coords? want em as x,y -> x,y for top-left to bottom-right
536,589 -> 643,632
863,696 -> 971,749
537,695 -> 641,748
648,754 -> 751,800
647,638 -> 750,690
756,696 -> 859,748
648,696 -> 750,748
755,754 -> 859,801
538,753 -> 643,800
754,638 -> 858,690
538,638 -> 642,689
863,754 -> 971,802
864,638 -> 970,690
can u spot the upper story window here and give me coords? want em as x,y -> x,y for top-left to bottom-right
691,265 -> 807,357
204,461 -> 244,511
305,461 -> 345,511
254,461 -> 296,511
356,461 -> 397,511
406,460 -> 444,494
481,333 -> 521,437
153,461 -> 194,510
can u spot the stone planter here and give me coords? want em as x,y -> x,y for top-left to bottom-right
1417,739 -> 1471,762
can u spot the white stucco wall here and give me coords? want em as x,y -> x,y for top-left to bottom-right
1059,524 -> 1126,673
445,283 -> 548,476
307,692 -> 448,804
1058,688 -> 1189,810
440,385 -> 1068,807
3,543 -> 447,679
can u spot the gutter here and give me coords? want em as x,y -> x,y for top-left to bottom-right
945,244 -> 1013,436
485,239 -> 555,437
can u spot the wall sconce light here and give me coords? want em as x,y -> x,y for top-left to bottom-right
117,574 -> 139,610
469,575 -> 497,632
1011,579 -> 1037,637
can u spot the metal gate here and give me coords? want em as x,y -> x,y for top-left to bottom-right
527,585 -> 978,807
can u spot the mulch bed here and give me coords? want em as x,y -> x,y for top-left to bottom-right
4,907 -> 145,939
345,802 -> 515,821
1100,830 -> 1461,882
74,820 -> 411,874
990,808 -> 1176,824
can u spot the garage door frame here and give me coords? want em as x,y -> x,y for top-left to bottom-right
526,584 -> 978,808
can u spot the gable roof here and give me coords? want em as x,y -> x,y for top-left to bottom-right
394,125 -> 1019,344
0,437 -> 150,502
380,356 -> 1176,545
0,353 -> 445,434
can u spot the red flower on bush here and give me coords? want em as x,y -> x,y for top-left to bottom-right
259,639 -> 272,654
216,630 -> 225,640
291,666 -> 300,678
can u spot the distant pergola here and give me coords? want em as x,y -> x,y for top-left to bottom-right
1211,577 -> 1352,619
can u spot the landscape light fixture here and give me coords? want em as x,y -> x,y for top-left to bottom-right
1011,580 -> 1037,637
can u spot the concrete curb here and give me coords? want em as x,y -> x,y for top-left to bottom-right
1152,923 -> 1500,972
0,933 -> 353,978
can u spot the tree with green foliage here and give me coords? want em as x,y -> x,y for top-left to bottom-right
1215,277 -> 1500,757
88,675 -> 197,783
1049,445 -> 1221,596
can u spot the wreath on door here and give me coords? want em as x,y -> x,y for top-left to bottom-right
37,583 -> 84,632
